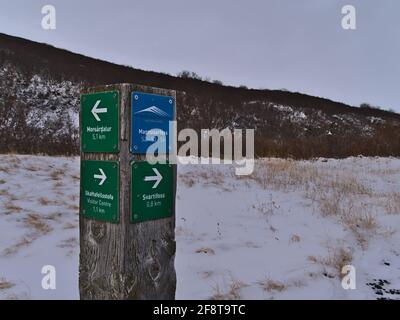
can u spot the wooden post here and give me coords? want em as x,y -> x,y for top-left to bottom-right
79,83 -> 177,299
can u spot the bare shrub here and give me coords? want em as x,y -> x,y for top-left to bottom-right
320,248 -> 353,276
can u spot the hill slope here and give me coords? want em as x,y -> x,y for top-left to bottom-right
1,33 -> 399,157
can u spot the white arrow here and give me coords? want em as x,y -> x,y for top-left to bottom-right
144,168 -> 163,189
94,168 -> 107,186
91,100 -> 108,122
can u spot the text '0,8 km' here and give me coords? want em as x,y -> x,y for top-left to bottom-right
81,91 -> 119,153
80,160 -> 119,223
131,161 -> 174,223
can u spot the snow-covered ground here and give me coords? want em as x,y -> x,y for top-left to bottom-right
0,154 -> 399,300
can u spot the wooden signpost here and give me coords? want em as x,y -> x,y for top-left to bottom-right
79,83 -> 177,299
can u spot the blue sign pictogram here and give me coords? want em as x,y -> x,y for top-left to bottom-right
131,92 -> 175,154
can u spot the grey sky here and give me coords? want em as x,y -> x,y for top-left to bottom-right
0,0 -> 399,111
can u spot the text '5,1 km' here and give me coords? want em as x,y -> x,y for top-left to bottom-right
81,91 -> 119,153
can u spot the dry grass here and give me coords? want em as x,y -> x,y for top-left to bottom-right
201,271 -> 214,279
227,279 -> 248,299
258,278 -> 286,292
38,197 -> 51,206
368,168 -> 400,176
309,248 -> 353,277
210,283 -> 225,300
325,248 -> 353,275
300,170 -> 378,248
248,159 -> 371,201
307,255 -> 318,263
0,278 -> 15,290
2,236 -> 35,256
181,175 -> 196,187
385,192 -> 400,214
25,165 -> 39,172
57,237 -> 78,249
53,181 -> 64,188
4,201 -> 23,213
290,234 -> 301,243
318,191 -> 342,217
0,166 -> 11,174
195,247 -> 216,255
198,169 -> 226,186
70,174 -> 80,182
38,197 -> 63,206
342,212 -> 377,231
63,222 -> 77,229
67,204 -> 79,211
50,169 -> 64,181
0,189 -> 10,196
25,213 -> 53,234
210,277 -> 248,300
342,212 -> 378,248
315,187 -> 378,247
8,155 -> 21,165
8,194 -> 18,201
252,195 -> 279,218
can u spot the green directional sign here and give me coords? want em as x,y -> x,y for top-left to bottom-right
131,161 -> 174,223
81,91 -> 119,153
80,160 -> 119,223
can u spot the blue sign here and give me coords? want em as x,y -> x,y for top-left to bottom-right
131,92 -> 175,154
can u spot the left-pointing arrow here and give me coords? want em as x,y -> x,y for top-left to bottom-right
91,100 -> 108,122
94,168 -> 107,186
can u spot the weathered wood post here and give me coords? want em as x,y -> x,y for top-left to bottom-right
79,83 -> 176,299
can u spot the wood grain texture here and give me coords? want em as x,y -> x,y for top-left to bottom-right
79,84 -> 176,300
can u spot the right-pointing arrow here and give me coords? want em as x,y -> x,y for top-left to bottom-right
94,168 -> 107,186
144,168 -> 163,189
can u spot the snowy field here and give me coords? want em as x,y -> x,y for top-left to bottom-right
0,154 -> 400,300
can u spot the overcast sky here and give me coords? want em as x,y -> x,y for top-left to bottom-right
0,0 -> 399,111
